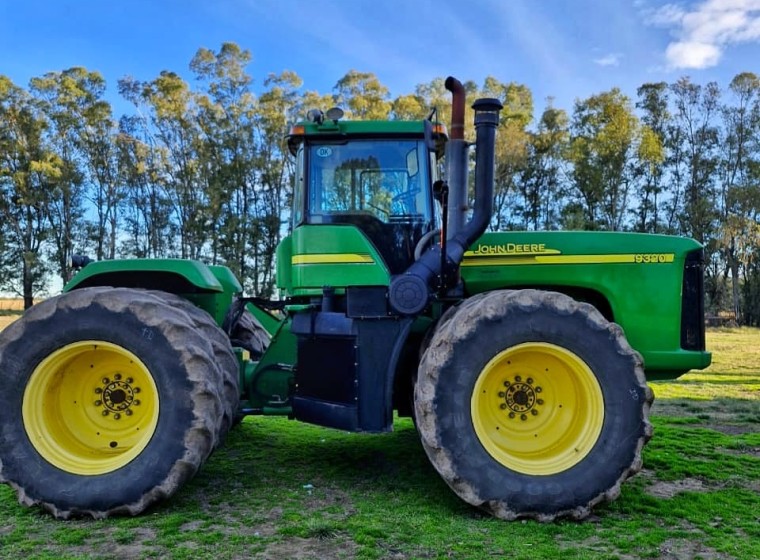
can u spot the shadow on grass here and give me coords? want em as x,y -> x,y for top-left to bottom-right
201,417 -> 459,509
651,396 -> 760,424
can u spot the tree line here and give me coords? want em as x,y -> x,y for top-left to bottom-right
1,42 -> 759,324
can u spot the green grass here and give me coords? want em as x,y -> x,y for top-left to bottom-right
0,328 -> 758,559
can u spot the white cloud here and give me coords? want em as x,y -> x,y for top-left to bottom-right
645,3 -> 687,26
665,41 -> 721,68
643,0 -> 760,69
593,53 -> 622,67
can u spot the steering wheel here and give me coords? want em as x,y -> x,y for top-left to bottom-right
414,229 -> 441,261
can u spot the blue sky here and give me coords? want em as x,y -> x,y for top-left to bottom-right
1,0 -> 759,120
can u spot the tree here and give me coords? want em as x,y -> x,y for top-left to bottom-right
31,67 -> 115,281
119,71 -> 207,259
0,76 -> 56,307
519,102 -> 570,230
480,78 -> 533,231
634,82 -> 670,233
117,115 -> 175,258
669,77 -> 721,244
333,70 -> 391,120
191,42 -> 257,281
251,71 -> 302,296
567,89 -> 640,230
717,72 -> 760,321
669,78 -> 722,310
390,93 -> 428,120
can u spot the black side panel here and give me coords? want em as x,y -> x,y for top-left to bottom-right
356,319 -> 412,432
346,286 -> 389,318
292,398 -> 359,432
681,249 -> 706,351
291,310 -> 411,432
297,336 -> 357,403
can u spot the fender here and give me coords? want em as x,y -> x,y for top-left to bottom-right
64,258 -> 241,326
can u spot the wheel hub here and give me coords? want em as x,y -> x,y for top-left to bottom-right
95,374 -> 142,419
499,376 -> 544,419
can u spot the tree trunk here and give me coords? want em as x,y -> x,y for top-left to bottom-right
729,251 -> 741,323
22,258 -> 34,310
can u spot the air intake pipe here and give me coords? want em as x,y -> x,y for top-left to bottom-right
388,88 -> 502,315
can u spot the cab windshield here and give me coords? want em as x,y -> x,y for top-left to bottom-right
307,139 -> 432,225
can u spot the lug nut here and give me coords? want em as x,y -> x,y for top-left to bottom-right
125,410 -> 133,416
537,399 -> 544,405
94,400 -> 102,406
503,381 -> 510,387
531,409 -> 538,416
515,376 -> 522,382
498,391 -> 506,398
94,388 -> 102,394
520,414 -> 527,421
126,377 -> 133,384
134,388 -> 141,394
499,403 -> 507,410
102,377 -> 110,384
114,373 -> 122,381
134,400 -> 141,406
508,412 -> 515,419
527,378 -> 533,384
113,413 -> 121,420
102,410 -> 109,416
535,387 -> 542,393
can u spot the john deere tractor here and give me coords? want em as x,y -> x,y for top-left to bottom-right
0,78 -> 710,521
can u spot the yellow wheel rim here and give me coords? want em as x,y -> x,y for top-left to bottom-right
22,341 -> 160,476
471,342 -> 604,475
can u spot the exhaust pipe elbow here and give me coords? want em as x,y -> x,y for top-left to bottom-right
445,77 -> 466,141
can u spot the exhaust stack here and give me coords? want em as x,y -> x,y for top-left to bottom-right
388,82 -> 502,315
444,77 -> 469,241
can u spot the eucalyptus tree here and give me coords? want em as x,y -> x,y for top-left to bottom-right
252,71 -> 304,296
333,70 -> 391,120
668,77 -> 721,244
390,93 -> 428,120
634,82 -> 669,233
0,76 -> 55,307
717,72 -> 760,321
567,88 -> 640,230
668,77 -> 722,309
79,81 -> 121,260
519,103 -> 570,231
116,115 -> 175,258
29,68 -> 98,283
480,77 -> 533,230
191,42 -> 257,281
119,71 -> 207,260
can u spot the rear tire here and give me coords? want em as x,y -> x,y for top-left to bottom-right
0,287 -> 239,519
230,309 -> 271,360
228,308 -> 271,427
415,289 -> 653,521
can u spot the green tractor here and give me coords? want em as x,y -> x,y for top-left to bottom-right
0,78 -> 710,521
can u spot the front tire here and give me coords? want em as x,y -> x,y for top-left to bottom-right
415,289 -> 653,521
0,287 -> 239,519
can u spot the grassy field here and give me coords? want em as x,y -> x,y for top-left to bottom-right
0,327 -> 758,559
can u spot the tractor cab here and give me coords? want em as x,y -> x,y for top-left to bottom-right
287,111 -> 447,276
